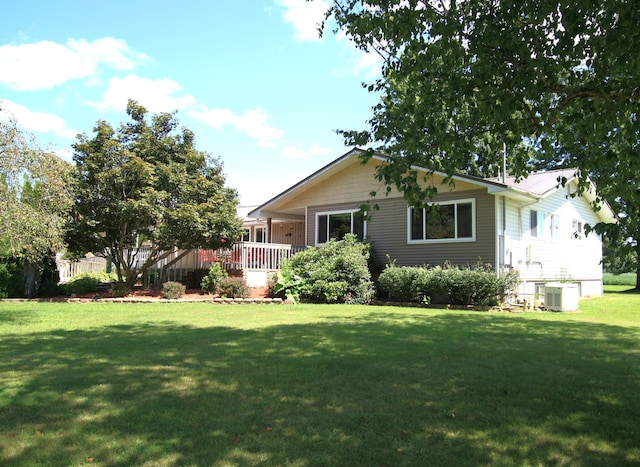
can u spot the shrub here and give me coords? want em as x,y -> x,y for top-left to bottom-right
272,269 -> 302,303
61,274 -> 100,295
109,282 -> 129,298
60,270 -> 120,295
603,273 -> 637,286
378,263 -> 430,302
378,262 -> 519,307
0,260 -> 24,298
39,254 -> 61,297
216,277 -> 249,299
85,270 -> 118,283
162,281 -> 186,299
201,262 -> 228,294
278,234 -> 375,304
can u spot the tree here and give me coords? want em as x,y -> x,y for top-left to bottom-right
0,115 -> 74,296
67,100 -> 242,292
325,0 -> 639,288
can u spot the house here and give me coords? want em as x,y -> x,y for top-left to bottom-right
248,147 -> 616,300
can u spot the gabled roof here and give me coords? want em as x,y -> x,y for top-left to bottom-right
248,148 -> 368,220
249,148 -> 616,224
487,168 -> 578,198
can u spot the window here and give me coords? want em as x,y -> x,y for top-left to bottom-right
572,220 -> 583,240
241,229 -> 250,242
255,227 -> 266,243
530,210 -> 547,238
531,210 -> 561,239
316,210 -> 365,244
530,210 -> 538,238
549,214 -> 560,239
408,199 -> 475,242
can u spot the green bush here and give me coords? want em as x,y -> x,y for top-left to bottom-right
603,273 -> 637,286
278,234 -> 375,304
0,260 -> 24,298
162,281 -> 186,299
378,262 -> 519,306
377,263 -> 431,302
61,274 -> 100,295
109,282 -> 129,298
60,271 -> 119,295
201,262 -> 228,294
216,277 -> 248,299
271,269 -> 302,302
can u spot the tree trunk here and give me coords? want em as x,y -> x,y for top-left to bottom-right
125,272 -> 139,293
22,261 -> 40,298
635,242 -> 640,292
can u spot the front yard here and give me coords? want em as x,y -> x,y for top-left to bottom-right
1,291 -> 638,466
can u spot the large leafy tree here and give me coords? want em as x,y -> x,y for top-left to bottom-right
67,100 -> 242,291
325,0 -> 639,288
0,115 -> 74,296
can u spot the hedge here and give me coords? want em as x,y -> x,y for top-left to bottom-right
378,262 -> 519,306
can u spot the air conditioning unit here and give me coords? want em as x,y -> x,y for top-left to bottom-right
544,283 -> 579,311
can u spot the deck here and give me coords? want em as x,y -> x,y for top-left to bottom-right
58,242 -> 305,288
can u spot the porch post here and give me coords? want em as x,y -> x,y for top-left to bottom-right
267,217 -> 272,243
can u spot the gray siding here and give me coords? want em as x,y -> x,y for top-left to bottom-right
305,190 -> 497,268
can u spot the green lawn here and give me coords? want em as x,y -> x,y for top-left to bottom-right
0,295 -> 639,466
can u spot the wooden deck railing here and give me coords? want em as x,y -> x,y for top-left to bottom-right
213,242 -> 305,271
58,243 -> 306,283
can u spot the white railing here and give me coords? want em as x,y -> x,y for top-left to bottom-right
215,242 -> 303,271
58,243 -> 305,283
57,256 -> 108,283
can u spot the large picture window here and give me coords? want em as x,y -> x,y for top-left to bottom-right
408,199 -> 475,242
316,210 -> 365,244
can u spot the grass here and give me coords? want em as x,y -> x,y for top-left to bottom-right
603,272 -> 637,287
0,296 -> 639,466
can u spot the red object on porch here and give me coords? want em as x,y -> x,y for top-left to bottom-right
198,250 -> 217,263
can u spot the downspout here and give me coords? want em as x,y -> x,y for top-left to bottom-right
502,196 -> 507,275
500,143 -> 507,276
305,206 -> 308,247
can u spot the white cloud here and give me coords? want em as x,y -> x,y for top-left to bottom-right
0,99 -> 78,139
54,148 -> 74,163
282,145 -> 309,159
278,0 -> 329,42
88,74 -> 195,113
0,37 -> 150,91
282,143 -> 332,159
309,143 -> 332,156
190,105 -> 283,148
335,30 -> 383,79
353,49 -> 384,79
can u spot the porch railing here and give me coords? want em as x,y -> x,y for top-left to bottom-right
58,242 -> 306,284
213,242 -> 305,271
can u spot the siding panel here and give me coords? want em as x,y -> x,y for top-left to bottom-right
305,190 -> 496,268
367,190 -> 496,267
503,180 -> 605,297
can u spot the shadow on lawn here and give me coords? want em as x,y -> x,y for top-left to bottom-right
0,313 -> 639,466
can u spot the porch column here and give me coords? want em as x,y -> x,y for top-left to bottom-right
267,217 -> 272,243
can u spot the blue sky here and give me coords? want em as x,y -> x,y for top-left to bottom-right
0,0 -> 381,205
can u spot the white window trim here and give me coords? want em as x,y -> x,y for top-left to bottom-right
407,198 -> 476,244
315,209 -> 367,245
572,219 -> 584,240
